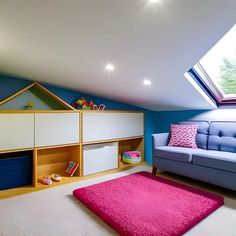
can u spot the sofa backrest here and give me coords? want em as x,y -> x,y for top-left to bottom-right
180,121 -> 210,150
208,122 -> 236,153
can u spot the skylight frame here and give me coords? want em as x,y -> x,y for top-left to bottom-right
192,63 -> 236,105
187,24 -> 236,106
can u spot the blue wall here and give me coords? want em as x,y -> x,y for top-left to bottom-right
0,75 -> 159,163
0,76 -> 32,101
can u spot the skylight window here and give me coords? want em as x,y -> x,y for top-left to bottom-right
187,24 -> 236,105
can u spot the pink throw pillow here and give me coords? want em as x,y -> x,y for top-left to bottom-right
168,124 -> 198,148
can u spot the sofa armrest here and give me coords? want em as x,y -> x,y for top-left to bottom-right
152,133 -> 169,148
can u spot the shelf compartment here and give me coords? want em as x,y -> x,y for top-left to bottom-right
118,137 -> 144,167
0,151 -> 33,190
36,145 -> 80,180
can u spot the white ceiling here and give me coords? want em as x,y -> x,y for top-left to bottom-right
0,0 -> 236,111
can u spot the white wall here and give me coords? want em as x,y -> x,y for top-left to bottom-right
192,107 -> 236,122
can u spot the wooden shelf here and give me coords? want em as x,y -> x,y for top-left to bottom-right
36,145 -> 80,185
119,161 -> 144,169
36,143 -> 79,150
0,148 -> 34,154
36,175 -> 82,187
82,136 -> 144,145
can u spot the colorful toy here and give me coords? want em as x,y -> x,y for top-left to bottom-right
93,104 -> 98,110
51,173 -> 62,182
66,161 -> 79,177
26,101 -> 34,109
39,176 -> 52,185
71,98 -> 93,110
99,104 -> 105,110
122,151 -> 142,164
71,98 -> 106,110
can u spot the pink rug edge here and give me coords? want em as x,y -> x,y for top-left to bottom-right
139,171 -> 224,203
73,171 -> 224,235
179,199 -> 223,235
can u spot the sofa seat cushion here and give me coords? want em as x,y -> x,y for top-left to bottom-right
193,150 -> 236,173
154,146 -> 197,163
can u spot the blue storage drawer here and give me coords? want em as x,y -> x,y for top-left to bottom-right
0,155 -> 32,190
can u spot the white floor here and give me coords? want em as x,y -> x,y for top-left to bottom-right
1,165 -> 236,236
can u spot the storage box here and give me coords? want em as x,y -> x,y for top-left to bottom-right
0,155 -> 32,190
83,142 -> 118,176
122,151 -> 142,164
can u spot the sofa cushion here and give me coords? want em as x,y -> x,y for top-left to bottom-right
168,124 -> 198,148
208,122 -> 236,153
193,150 -> 236,173
154,146 -> 196,163
180,121 -> 210,150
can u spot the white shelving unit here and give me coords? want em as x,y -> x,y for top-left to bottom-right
81,111 -> 144,176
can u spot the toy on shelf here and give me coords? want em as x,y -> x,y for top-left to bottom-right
39,176 -> 52,185
26,101 -> 34,109
51,174 -> 62,182
93,104 -> 105,110
98,104 -> 105,110
122,151 -> 142,164
71,98 -> 105,110
71,98 -> 93,110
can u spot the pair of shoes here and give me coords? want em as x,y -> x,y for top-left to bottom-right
39,174 -> 62,185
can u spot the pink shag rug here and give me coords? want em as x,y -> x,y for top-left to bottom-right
73,171 -> 223,236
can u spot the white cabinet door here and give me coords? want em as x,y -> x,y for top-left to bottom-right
35,113 -> 79,147
0,114 -> 34,151
83,142 -> 118,176
83,112 -> 144,142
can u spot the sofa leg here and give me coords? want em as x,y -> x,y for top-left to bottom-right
152,167 -> 157,176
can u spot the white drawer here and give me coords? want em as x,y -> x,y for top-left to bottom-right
83,112 -> 144,142
83,142 -> 118,176
35,113 -> 80,147
0,114 -> 34,151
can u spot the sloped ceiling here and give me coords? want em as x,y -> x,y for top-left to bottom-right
0,0 -> 235,111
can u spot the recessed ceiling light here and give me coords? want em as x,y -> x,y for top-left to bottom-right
143,79 -> 151,86
105,63 -> 115,72
148,0 -> 159,3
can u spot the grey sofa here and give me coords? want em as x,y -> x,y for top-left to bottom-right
152,121 -> 236,191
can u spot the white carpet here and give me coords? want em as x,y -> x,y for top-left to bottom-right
0,165 -> 236,236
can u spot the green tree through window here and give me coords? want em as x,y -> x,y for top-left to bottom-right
219,57 -> 236,94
